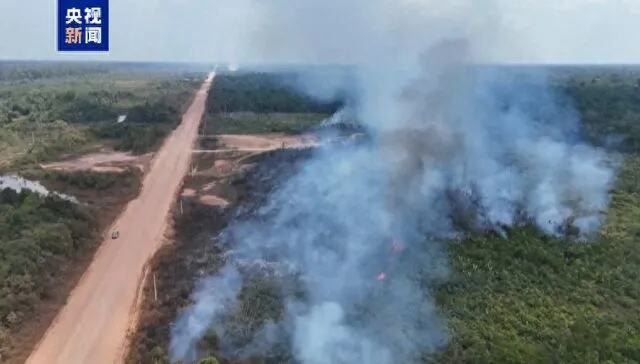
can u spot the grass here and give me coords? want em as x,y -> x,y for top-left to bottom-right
433,155 -> 640,364
203,112 -> 328,135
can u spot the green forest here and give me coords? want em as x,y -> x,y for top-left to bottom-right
207,72 -> 341,114
0,188 -> 98,349
435,156 -> 640,363
202,72 -> 339,135
562,68 -> 640,152
433,68 -> 640,363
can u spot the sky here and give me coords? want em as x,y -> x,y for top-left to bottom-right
0,0 -> 639,64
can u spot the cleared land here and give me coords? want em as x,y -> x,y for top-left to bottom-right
26,72 -> 214,364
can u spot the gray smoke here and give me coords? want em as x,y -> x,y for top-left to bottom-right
170,1 -> 615,363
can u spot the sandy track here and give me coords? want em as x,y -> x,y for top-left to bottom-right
41,151 -> 153,173
26,72 -> 215,364
193,133 -> 318,161
214,133 -> 317,150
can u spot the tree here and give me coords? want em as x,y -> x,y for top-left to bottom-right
198,356 -> 220,364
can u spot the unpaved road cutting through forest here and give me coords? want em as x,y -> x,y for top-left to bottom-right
26,72 -> 215,364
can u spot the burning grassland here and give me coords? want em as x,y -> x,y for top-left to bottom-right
130,60 -> 630,364
129,125 -> 633,364
171,58 -> 615,364
126,148 -> 314,364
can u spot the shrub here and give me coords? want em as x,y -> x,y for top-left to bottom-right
198,356 -> 220,364
208,73 -> 341,114
0,188 -> 98,328
92,123 -> 170,154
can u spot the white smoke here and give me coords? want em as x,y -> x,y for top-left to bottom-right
170,1 -> 615,363
169,266 -> 242,360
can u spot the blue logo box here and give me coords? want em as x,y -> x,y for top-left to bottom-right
57,0 -> 109,52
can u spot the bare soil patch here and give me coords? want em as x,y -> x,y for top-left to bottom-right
199,133 -> 317,152
41,149 -> 153,173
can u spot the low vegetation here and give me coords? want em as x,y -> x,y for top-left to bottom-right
1,119 -> 91,167
26,168 -> 141,192
434,155 -> 640,363
558,67 -> 640,153
0,61 -> 111,83
92,123 -> 172,154
0,61 -> 203,166
0,168 -> 142,362
432,69 -> 640,363
203,72 -> 340,135
208,72 -> 340,114
202,112 -> 328,135
0,188 -> 98,354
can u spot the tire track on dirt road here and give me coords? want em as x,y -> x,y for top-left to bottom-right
26,72 -> 215,364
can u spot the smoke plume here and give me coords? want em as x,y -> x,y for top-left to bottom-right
171,1 -> 615,363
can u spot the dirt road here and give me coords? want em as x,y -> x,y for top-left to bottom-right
26,72 -> 215,364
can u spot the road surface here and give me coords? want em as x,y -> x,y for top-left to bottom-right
26,72 -> 215,364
